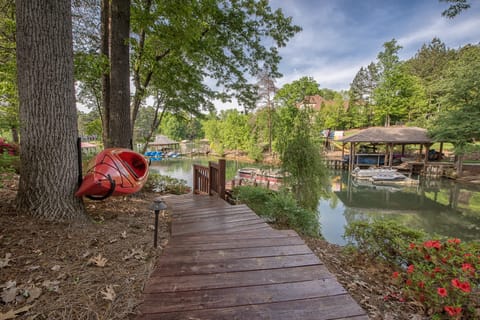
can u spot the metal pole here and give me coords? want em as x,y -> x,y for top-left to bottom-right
154,209 -> 159,248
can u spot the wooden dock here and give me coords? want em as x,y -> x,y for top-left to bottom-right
136,194 -> 368,320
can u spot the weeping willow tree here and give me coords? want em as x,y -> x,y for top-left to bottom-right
275,106 -> 327,210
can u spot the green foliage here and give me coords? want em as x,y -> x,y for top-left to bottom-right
275,106 -> 327,210
373,64 -> 428,126
428,44 -> 480,153
202,110 -> 252,155
344,220 -> 427,265
0,0 -> 18,139
233,186 -> 320,237
0,152 -> 19,174
144,172 -> 190,194
274,76 -> 321,108
392,238 -> 479,318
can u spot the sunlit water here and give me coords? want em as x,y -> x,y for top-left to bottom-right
151,157 -> 480,245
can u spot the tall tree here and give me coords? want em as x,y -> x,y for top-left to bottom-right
105,0 -> 131,148
348,62 -> 379,127
255,68 -> 278,154
274,76 -> 321,108
429,44 -> 480,174
440,0 -> 471,18
16,0 -> 86,220
129,0 -> 301,143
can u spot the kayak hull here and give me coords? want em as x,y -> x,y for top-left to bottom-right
75,148 -> 149,198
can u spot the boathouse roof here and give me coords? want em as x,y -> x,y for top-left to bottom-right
341,126 -> 432,144
149,135 -> 179,146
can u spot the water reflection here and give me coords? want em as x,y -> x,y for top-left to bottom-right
150,158 -> 480,246
320,171 -> 480,245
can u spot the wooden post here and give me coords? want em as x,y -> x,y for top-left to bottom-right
389,143 -> 394,168
218,159 -> 226,200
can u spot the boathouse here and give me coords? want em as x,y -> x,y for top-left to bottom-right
340,126 -> 450,176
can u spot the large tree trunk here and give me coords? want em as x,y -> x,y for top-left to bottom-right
101,0 -> 110,145
105,0 -> 131,148
15,0 -> 86,220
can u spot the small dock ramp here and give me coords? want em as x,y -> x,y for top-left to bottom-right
136,194 -> 368,320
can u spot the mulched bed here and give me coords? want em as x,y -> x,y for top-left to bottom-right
0,174 -> 170,319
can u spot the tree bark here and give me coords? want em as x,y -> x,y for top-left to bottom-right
15,0 -> 86,220
105,0 -> 131,148
101,0 -> 110,145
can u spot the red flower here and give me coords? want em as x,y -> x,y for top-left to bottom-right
406,279 -> 413,286
444,306 -> 462,316
418,281 -> 425,289
407,265 -> 414,273
424,240 -> 441,249
447,238 -> 461,245
459,281 -> 471,293
462,263 -> 474,273
433,267 -> 442,273
409,242 -> 416,249
392,271 -> 399,279
451,278 -> 461,288
451,278 -> 471,293
437,287 -> 448,297
424,254 -> 431,261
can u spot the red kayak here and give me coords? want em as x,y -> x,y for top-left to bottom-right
75,148 -> 149,199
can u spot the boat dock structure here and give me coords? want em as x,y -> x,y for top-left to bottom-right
135,161 -> 368,319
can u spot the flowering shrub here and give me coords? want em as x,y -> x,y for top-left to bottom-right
392,238 -> 480,318
0,138 -> 18,156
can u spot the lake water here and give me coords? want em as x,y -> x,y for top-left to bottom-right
151,157 -> 480,245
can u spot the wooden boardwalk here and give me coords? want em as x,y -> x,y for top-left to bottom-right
136,194 -> 368,320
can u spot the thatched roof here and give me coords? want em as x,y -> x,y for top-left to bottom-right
149,135 -> 179,146
341,126 -> 432,144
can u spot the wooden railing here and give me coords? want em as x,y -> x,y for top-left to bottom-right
193,159 -> 226,199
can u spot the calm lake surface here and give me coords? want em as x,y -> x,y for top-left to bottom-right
151,157 -> 480,245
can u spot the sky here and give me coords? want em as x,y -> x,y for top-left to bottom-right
215,0 -> 480,110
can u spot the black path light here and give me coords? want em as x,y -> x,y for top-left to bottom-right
150,197 -> 167,248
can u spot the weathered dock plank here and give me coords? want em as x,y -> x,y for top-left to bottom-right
136,194 -> 368,320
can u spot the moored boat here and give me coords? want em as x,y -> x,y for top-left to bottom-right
76,148 -> 149,199
237,167 -> 284,184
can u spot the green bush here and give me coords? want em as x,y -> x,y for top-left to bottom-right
233,186 -> 320,237
0,153 -> 19,174
344,220 -> 427,265
145,172 -> 190,194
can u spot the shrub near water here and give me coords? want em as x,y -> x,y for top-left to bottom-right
233,185 -> 320,237
344,220 -> 427,265
145,172 -> 190,194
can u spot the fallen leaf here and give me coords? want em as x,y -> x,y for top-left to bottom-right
25,286 -> 42,303
0,304 -> 33,320
41,280 -> 60,292
100,285 -> 116,302
109,238 -> 118,244
0,253 -> 12,268
26,265 -> 40,271
121,231 -> 127,239
1,281 -> 16,289
88,254 -> 108,267
1,287 -> 17,303
123,248 -> 146,261
82,251 -> 91,259
51,265 -> 61,271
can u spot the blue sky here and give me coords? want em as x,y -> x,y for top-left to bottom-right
215,0 -> 480,110
271,0 -> 480,90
